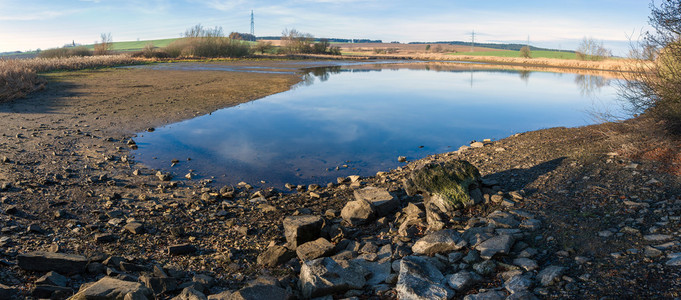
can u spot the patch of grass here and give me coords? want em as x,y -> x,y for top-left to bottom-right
451,50 -> 578,60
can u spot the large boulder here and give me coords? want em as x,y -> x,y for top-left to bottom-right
71,277 -> 153,300
283,215 -> 323,249
297,238 -> 335,261
257,245 -> 296,267
405,160 -> 482,230
340,200 -> 376,226
475,234 -> 515,260
230,284 -> 293,300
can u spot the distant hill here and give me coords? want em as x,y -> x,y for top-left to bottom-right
408,41 -> 574,53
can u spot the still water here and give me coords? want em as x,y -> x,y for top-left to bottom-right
131,63 -> 624,188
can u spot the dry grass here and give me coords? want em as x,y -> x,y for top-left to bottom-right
0,54 -> 142,102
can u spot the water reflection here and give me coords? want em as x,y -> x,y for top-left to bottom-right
574,74 -> 610,96
132,64 -> 625,188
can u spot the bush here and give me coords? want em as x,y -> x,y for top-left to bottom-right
94,33 -> 113,56
38,46 -> 92,58
620,0 -> 681,130
132,43 -> 169,59
252,41 -> 274,54
161,25 -> 252,58
519,46 -> 532,58
576,37 -> 610,61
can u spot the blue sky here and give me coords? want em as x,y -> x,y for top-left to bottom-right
0,0 -> 652,55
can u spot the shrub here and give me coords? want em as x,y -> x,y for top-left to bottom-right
161,25 -> 252,58
38,46 -> 92,58
94,33 -> 113,56
519,46 -> 532,58
576,37 -> 610,61
252,41 -> 274,54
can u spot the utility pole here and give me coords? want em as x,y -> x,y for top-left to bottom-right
471,30 -> 475,52
250,10 -> 254,36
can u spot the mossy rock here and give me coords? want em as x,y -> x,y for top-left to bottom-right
409,160 -> 481,208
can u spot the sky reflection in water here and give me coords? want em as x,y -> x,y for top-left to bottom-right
132,64 -> 624,188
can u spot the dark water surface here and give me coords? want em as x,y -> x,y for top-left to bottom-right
131,63 -> 624,188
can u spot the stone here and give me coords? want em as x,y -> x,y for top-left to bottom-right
537,266 -> 565,286
644,246 -> 663,258
462,290 -> 506,300
297,238 -> 335,260
519,219 -> 541,231
141,275 -> 178,294
31,285 -> 73,299
282,215 -> 323,249
173,287 -> 208,300
396,256 -> 450,300
340,200 -> 376,226
351,258 -> 392,286
156,171 -> 172,181
407,160 -> 482,230
36,271 -> 68,287
506,291 -> 539,300
512,258 -> 538,271
487,211 -> 520,228
257,245 -> 295,267
472,260 -> 496,276
643,234 -> 673,242
476,234 -> 514,259
95,233 -> 117,243
299,257 -> 366,299
71,277 -> 153,300
505,274 -> 534,294
230,284 -> 293,300
17,251 -> 88,274
207,291 -> 232,300
124,222 -> 145,234
412,229 -> 468,255
168,244 -> 197,255
470,141 -> 484,148
666,253 -> 681,266
446,271 -> 482,292
353,187 -> 399,217
398,156 -> 407,162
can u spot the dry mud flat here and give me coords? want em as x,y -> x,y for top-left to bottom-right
0,61 -> 679,299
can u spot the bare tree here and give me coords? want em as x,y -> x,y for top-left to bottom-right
519,46 -> 532,58
94,33 -> 113,55
620,0 -> 681,129
576,37 -> 610,61
252,41 -> 273,54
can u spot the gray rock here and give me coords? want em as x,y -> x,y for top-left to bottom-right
666,253 -> 681,266
283,215 -> 323,248
462,290 -> 506,300
396,256 -> 450,300
297,238 -> 335,260
173,287 -> 208,300
71,277 -> 153,300
643,234 -> 673,242
36,271 -> 68,287
446,271 -> 482,292
124,222 -> 145,234
644,246 -> 663,258
299,257 -> 366,299
504,274 -> 534,294
230,284 -> 293,300
17,251 -> 88,274
472,260 -> 496,276
462,227 -> 494,247
141,275 -> 178,294
519,219 -> 541,231
257,245 -> 295,267
341,200 -> 376,226
486,211 -> 520,229
537,266 -> 565,286
207,291 -> 232,300
476,234 -> 514,259
412,229 -> 468,255
462,250 -> 481,264
506,290 -> 539,300
350,258 -> 391,286
512,258 -> 538,272
354,187 -> 399,217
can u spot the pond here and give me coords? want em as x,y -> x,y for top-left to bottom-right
131,62 -> 625,188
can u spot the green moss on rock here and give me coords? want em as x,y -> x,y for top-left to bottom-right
409,160 -> 481,207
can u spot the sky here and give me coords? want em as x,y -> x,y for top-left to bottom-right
0,0 -> 653,55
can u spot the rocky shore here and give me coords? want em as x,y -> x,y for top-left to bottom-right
0,61 -> 680,299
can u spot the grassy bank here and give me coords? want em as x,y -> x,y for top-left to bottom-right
451,50 -> 578,60
0,54 -> 142,102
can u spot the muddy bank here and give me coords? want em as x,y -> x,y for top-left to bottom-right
0,60 -> 679,299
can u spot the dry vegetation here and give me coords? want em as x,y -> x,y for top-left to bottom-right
0,54 -> 141,102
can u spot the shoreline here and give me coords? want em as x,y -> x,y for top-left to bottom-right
0,59 -> 679,299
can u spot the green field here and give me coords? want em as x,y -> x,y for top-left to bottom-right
450,50 -> 577,60
84,38 -> 179,51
